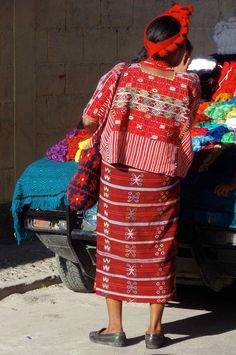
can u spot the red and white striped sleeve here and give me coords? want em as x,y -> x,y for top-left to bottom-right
83,63 -> 125,125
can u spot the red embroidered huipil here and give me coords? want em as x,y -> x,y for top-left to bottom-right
83,62 -> 201,177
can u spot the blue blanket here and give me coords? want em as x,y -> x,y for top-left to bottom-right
12,158 -> 78,243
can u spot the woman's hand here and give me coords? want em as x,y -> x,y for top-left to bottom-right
173,54 -> 191,73
82,115 -> 99,134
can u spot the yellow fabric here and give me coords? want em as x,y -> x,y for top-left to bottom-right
214,93 -> 233,102
74,138 -> 91,162
226,108 -> 236,119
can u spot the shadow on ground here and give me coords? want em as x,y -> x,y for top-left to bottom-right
164,284 -> 236,346
124,283 -> 236,349
0,239 -> 54,269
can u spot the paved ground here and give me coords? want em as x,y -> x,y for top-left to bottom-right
0,237 -> 236,354
0,283 -> 235,355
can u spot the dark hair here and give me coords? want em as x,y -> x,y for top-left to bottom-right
133,15 -> 185,63
185,38 -> 193,54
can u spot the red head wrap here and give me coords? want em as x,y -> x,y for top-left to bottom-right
144,3 -> 193,58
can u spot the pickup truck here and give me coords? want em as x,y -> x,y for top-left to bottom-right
13,56 -> 236,293
14,143 -> 236,293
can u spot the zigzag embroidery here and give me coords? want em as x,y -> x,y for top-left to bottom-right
103,265 -> 110,272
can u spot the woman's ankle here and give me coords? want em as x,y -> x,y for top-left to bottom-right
146,327 -> 163,335
102,326 -> 123,334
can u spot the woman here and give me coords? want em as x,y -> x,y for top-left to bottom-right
82,3 -> 200,349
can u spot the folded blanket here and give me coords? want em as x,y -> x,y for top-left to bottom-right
12,158 -> 78,243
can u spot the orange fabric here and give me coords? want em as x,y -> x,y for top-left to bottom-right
197,102 -> 211,114
144,3 -> 193,58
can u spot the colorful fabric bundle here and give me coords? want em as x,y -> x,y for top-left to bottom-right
66,129 -> 91,161
221,131 -> 235,144
212,61 -> 236,100
198,102 -> 211,113
194,112 -> 211,125
46,139 -> 68,162
194,103 -> 212,126
204,102 -> 236,121
206,125 -> 230,142
190,69 -> 236,172
46,128 -> 91,162
214,93 -> 233,102
12,158 -> 78,243
225,118 -> 236,129
74,138 -> 91,162
196,121 -> 223,130
192,135 -> 215,152
191,127 -> 209,137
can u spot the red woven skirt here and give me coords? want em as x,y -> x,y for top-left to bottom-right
95,161 -> 180,303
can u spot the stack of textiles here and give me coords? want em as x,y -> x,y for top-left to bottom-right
46,128 -> 91,162
191,97 -> 236,156
12,158 -> 78,243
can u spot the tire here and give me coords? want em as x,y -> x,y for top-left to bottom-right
56,255 -> 94,293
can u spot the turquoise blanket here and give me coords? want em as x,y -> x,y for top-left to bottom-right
12,158 -> 78,243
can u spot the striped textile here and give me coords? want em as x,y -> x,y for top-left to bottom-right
95,160 -> 180,303
83,62 -> 201,177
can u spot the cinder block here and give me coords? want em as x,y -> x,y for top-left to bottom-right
189,26 -> 216,57
0,168 -> 14,203
160,0 -> 220,27
36,131 -> 66,160
117,28 -> 143,61
219,0 -> 236,20
36,97 -> 48,135
36,0 -> 66,30
48,30 -> 83,63
0,66 -> 13,101
67,0 -> 101,28
36,31 -> 48,63
100,62 -> 117,76
133,0 -> 220,31
0,0 -> 13,32
188,0 -> 220,29
0,102 -> 14,123
47,95 -> 88,130
133,0 -> 166,29
66,63 -> 100,96
36,64 -> 66,96
0,121 -> 14,169
101,0 -> 133,28
84,28 -> 117,63
0,102 -> 14,171
0,32 -> 13,66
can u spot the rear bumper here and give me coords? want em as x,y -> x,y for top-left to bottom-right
23,210 -> 236,283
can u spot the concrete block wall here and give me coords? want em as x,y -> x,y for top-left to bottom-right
0,0 -> 235,208
0,0 -> 14,205
33,0 -> 223,160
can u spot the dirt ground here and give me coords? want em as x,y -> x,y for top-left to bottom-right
0,240 -> 56,283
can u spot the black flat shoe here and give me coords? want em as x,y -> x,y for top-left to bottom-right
89,328 -> 127,347
145,332 -> 165,349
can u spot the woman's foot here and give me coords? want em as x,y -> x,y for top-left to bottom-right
100,327 -> 123,335
145,332 -> 166,349
89,328 -> 127,347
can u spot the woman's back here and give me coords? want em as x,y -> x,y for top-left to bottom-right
84,62 -> 200,177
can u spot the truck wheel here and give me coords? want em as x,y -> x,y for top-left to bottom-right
56,255 -> 94,293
